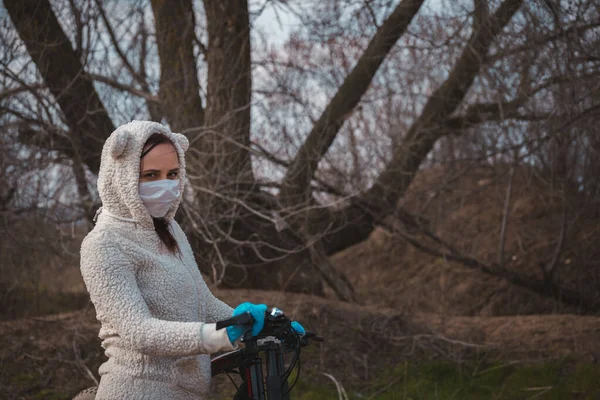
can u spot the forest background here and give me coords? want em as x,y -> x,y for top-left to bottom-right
1,0 -> 599,398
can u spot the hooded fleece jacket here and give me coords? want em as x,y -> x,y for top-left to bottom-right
80,120 -> 235,399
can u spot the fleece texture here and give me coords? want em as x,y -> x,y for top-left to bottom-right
80,120 -> 234,399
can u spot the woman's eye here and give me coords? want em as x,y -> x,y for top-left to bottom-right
168,171 -> 179,177
145,173 -> 156,178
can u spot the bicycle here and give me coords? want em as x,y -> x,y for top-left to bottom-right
212,307 -> 323,400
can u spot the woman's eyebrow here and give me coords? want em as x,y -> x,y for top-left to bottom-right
141,167 -> 179,173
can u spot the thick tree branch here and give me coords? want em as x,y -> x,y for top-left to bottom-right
303,0 -> 525,256
88,73 -> 159,103
443,99 -> 533,131
5,0 -> 115,173
364,0 -> 524,209
67,0 -> 84,60
473,0 -> 490,29
278,0 -> 425,208
308,241 -> 356,302
286,0 -> 528,262
319,102 -> 600,259
16,125 -> 73,157
138,9 -> 162,122
0,84 -> 46,102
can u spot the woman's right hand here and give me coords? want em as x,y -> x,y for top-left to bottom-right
226,302 -> 267,343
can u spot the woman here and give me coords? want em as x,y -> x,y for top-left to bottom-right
77,121 -> 291,399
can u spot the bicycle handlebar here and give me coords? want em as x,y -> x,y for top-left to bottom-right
212,308 -> 323,398
215,309 -> 324,343
302,331 -> 324,342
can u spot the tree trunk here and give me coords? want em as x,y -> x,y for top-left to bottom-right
199,0 -> 254,185
150,0 -> 205,131
159,0 -> 327,297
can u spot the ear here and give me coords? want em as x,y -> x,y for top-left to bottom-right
110,129 -> 131,159
174,133 -> 189,153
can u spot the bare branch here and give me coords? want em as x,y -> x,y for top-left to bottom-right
5,0 -> 115,173
540,196 -> 570,292
95,0 -> 148,87
486,19 -> 600,63
381,217 -> 599,312
546,206 -> 568,278
88,73 -> 159,103
0,83 -> 46,102
498,166 -> 515,267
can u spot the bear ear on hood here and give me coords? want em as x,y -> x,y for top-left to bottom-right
110,129 -> 131,159
174,133 -> 189,153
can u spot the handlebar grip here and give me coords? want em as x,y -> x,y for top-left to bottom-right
215,312 -> 254,330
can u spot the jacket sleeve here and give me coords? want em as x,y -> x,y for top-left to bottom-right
80,233 -> 235,357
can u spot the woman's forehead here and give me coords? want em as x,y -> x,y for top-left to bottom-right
140,143 -> 179,169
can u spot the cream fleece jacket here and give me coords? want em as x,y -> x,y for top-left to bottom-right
80,120 -> 234,399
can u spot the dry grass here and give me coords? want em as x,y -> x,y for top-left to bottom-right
1,290 -> 600,399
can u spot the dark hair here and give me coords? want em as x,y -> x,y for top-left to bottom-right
141,133 -> 181,255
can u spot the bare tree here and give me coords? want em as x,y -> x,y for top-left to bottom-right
2,0 -> 599,308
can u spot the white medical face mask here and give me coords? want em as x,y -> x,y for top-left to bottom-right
139,179 -> 180,218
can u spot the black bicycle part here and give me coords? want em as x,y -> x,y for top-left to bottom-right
212,309 -> 321,399
216,311 -> 254,330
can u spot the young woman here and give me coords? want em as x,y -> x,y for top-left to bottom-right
77,121 -> 297,399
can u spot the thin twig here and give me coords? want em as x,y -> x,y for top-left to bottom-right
498,166 -> 515,267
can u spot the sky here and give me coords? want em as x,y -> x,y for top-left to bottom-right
254,3 -> 298,44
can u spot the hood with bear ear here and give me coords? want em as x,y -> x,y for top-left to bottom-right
96,120 -> 189,230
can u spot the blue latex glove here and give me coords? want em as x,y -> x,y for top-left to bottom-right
226,302 -> 267,343
291,321 -> 305,335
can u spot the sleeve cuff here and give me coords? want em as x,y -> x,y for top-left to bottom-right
200,323 -> 238,354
